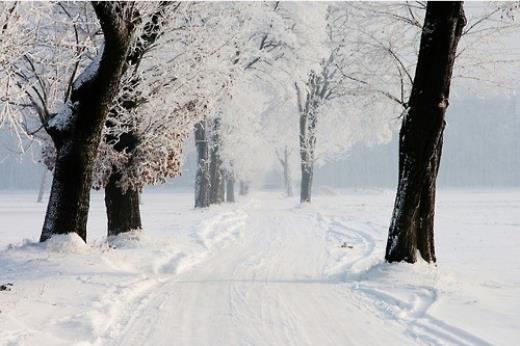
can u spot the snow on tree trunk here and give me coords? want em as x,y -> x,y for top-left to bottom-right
385,1 -> 466,263
40,3 -> 133,242
296,71 -> 321,204
209,117 -> 225,205
194,119 -> 211,208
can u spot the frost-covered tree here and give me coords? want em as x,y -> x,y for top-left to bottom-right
192,1 -> 296,207
219,78 -> 278,197
290,3 -> 398,203
39,3 -> 135,242
0,2 -> 135,242
213,3 -> 398,203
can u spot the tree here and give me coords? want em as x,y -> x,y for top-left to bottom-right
385,1 -> 466,263
39,2 -> 134,242
209,116 -> 225,204
292,3 -> 396,203
194,118 -> 210,208
225,169 -> 235,203
277,146 -> 293,197
102,2 -> 172,236
190,1 -> 294,206
95,2 -> 243,217
295,72 -> 320,203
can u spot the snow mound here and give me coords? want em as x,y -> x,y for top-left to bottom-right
106,229 -> 150,249
44,233 -> 88,254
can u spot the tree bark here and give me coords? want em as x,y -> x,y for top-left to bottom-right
209,117 -> 225,205
299,105 -> 317,203
300,160 -> 313,203
296,73 -> 319,204
194,119 -> 210,208
40,3 -> 133,242
385,1 -> 466,263
105,171 -> 142,236
102,3 -> 170,234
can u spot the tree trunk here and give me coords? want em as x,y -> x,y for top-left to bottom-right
280,146 -> 293,197
226,175 -> 235,203
299,108 -> 316,203
385,2 -> 466,263
194,119 -> 210,208
217,169 -> 226,202
40,3 -> 133,242
105,172 -> 142,236
40,144 -> 98,242
209,117 -> 225,205
36,168 -> 49,203
300,160 -> 313,203
101,4 -> 170,232
296,73 -> 319,204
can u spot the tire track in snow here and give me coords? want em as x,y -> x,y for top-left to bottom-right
317,212 -> 492,346
89,206 -> 250,345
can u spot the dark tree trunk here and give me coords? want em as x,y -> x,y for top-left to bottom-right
40,3 -> 133,243
385,2 -> 466,263
239,180 -> 249,196
194,119 -> 210,208
105,172 -> 142,236
296,73 -> 320,204
300,160 -> 313,203
226,174 -> 235,203
102,3 -> 170,234
209,117 -> 225,205
104,131 -> 140,235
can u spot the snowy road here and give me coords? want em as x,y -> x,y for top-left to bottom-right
111,200 -> 411,346
1,190 -> 518,345
95,195 -> 496,346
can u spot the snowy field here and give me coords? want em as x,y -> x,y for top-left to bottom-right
0,189 -> 519,346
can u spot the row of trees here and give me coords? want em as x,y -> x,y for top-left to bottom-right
189,1 -> 519,263
0,2 -> 518,263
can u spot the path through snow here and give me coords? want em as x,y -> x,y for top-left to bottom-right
1,190 -> 518,345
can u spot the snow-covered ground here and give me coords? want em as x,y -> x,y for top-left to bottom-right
0,189 -> 519,346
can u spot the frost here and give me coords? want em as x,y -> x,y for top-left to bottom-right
73,44 -> 104,91
47,104 -> 74,131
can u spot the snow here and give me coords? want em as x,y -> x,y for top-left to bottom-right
47,104 -> 74,132
72,44 -> 104,92
0,189 -> 519,345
